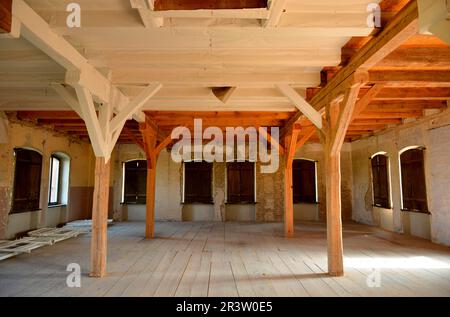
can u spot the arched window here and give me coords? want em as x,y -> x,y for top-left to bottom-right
371,154 -> 390,208
123,160 -> 147,204
12,148 -> 43,213
400,148 -> 428,213
293,159 -> 317,204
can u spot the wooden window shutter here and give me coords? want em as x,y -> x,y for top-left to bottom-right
371,155 -> 390,208
184,162 -> 213,203
12,149 -> 43,213
227,162 -> 255,203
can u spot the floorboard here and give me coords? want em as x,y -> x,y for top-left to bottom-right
0,221 -> 449,297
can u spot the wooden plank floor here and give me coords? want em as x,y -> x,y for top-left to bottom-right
0,221 -> 449,297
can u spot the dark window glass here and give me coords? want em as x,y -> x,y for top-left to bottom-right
293,159 -> 317,204
184,161 -> 213,204
227,162 -> 255,204
124,160 -> 147,204
12,149 -> 42,213
371,154 -> 390,208
400,148 -> 428,213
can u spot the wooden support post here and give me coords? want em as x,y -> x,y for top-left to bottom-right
90,157 -> 111,278
324,149 -> 343,276
145,157 -> 157,239
321,73 -> 367,276
139,117 -> 171,239
283,126 -> 300,238
0,0 -> 12,33
140,122 -> 157,239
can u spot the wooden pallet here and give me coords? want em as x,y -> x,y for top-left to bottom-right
0,252 -> 17,261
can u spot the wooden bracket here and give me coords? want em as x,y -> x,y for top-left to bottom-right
276,84 -> 323,130
259,127 -> 285,155
130,0 -> 164,28
418,0 -> 450,44
109,83 -> 162,134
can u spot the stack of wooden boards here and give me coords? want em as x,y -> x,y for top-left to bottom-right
0,226 -> 86,262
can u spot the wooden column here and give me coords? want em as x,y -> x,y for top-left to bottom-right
0,0 -> 12,33
143,130 -> 157,239
90,157 -> 111,278
321,73 -> 366,276
324,148 -> 344,276
140,119 -> 172,240
283,126 -> 300,238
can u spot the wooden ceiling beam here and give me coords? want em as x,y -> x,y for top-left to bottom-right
153,0 -> 268,10
370,70 -> 450,87
377,46 -> 450,68
145,111 -> 293,119
352,118 -> 403,125
309,1 -> 419,110
357,111 -> 423,119
286,1 -> 419,130
16,111 -> 82,120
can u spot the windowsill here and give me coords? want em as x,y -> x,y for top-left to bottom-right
401,209 -> 431,215
293,202 -> 319,205
372,205 -> 393,210
10,209 -> 42,215
225,202 -> 257,205
121,202 -> 146,206
182,202 -> 214,205
48,204 -> 67,209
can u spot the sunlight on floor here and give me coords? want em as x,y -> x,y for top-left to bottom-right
345,256 -> 450,269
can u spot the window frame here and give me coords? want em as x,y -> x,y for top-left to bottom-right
48,155 -> 62,206
183,161 -> 214,204
122,159 -> 147,205
399,147 -> 429,214
11,148 -> 43,214
226,161 -> 256,204
292,159 -> 318,204
370,153 -> 391,209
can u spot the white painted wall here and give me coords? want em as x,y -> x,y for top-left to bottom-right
351,112 -> 450,246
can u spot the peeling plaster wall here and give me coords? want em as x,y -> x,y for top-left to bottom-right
112,144 -> 183,222
350,111 -> 450,246
255,160 -> 284,222
112,142 -> 354,224
0,122 -> 95,239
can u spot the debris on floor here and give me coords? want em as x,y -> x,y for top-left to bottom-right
28,227 -> 83,242
0,237 -> 52,255
0,223 -> 93,261
63,219 -> 113,232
